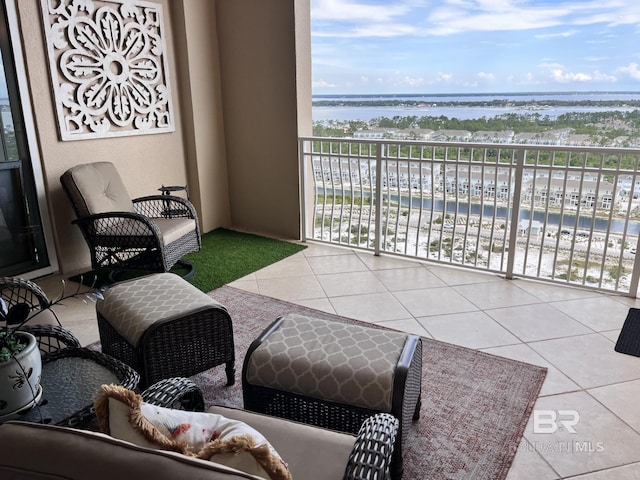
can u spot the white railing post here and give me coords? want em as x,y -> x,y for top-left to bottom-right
298,138 -> 308,242
374,141 -> 384,256
506,149 -> 526,280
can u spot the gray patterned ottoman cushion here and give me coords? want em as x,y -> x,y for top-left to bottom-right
245,313 -> 410,412
97,273 -> 224,347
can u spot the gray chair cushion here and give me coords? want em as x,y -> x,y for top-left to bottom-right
61,162 -> 135,217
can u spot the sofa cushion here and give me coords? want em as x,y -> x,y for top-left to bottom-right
207,406 -> 357,480
94,385 -> 290,480
0,421 -> 266,480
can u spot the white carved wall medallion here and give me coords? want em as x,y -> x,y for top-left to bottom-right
40,0 -> 175,140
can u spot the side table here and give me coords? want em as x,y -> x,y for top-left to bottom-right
158,184 -> 190,218
5,347 -> 139,429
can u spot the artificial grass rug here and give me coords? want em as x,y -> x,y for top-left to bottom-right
184,228 -> 306,292
69,228 -> 307,293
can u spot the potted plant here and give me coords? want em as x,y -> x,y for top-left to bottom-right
0,300 -> 42,415
0,278 -> 103,417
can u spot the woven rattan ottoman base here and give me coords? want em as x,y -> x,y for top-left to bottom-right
242,313 -> 422,479
96,273 -> 235,388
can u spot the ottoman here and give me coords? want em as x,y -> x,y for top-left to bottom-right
96,273 -> 235,388
242,313 -> 422,479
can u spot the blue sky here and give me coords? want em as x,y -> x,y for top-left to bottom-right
311,0 -> 640,95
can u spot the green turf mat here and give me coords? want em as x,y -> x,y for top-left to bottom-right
69,228 -> 307,292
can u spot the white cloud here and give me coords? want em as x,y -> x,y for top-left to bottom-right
313,80 -> 337,88
312,0 -> 640,39
535,30 -> 579,39
548,67 -> 616,83
617,63 -> 640,80
477,72 -> 496,81
311,0 -> 411,22
398,76 -> 425,87
315,22 -> 417,38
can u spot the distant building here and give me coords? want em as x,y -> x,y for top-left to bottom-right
472,131 -> 514,143
431,130 -> 471,141
353,128 -> 398,139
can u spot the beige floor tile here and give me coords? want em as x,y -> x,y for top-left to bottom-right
374,318 -> 432,337
355,251 -> 423,270
393,286 -> 478,317
523,392 -> 640,477
589,380 -> 640,432
487,304 -> 593,342
291,298 -> 337,314
373,267 -> 446,291
506,438 -> 560,480
254,256 -> 315,279
453,281 -> 543,310
317,271 -> 388,297
306,253 -> 369,275
62,318 -> 100,346
511,279 -> 601,303
302,242 -> 354,257
570,463 -> 640,479
529,334 -> 640,389
607,295 -> 640,309
329,292 -> 412,323
417,311 -> 521,349
231,271 -> 257,283
550,297 -> 631,331
427,264 -> 504,285
227,279 -> 260,294
257,275 -> 326,301
600,329 -> 621,343
482,344 -> 581,397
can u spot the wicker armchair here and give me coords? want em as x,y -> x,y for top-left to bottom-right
60,162 -> 201,280
0,276 -> 81,353
142,378 -> 400,480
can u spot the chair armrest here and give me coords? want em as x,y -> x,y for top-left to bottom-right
19,324 -> 81,355
132,195 -> 198,220
141,377 -> 205,411
73,211 -> 162,238
343,413 -> 399,480
0,276 -> 51,311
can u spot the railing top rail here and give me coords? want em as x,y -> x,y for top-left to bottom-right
299,136 -> 640,157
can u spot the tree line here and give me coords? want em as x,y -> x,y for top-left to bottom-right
313,110 -> 640,144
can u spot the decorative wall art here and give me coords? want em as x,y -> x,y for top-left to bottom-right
40,0 -> 175,141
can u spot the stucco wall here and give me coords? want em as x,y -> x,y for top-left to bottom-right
215,0 -> 304,239
170,1 -> 231,233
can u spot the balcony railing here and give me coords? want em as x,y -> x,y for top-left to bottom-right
299,137 -> 640,297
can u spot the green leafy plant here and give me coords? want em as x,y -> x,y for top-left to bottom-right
0,301 -> 31,362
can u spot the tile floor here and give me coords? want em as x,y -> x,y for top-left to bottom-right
36,241 -> 640,479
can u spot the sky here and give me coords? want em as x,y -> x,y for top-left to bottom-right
311,0 -> 640,95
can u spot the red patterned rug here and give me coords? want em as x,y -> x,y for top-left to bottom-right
191,286 -> 546,480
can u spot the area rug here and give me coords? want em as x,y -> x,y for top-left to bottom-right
191,286 -> 547,480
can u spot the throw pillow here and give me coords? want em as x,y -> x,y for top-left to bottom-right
94,384 -> 291,480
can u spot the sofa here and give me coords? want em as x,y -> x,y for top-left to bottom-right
0,403 -> 398,480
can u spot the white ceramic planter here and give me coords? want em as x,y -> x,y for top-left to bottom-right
0,332 -> 42,417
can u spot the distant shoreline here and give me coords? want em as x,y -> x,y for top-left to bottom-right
313,99 -> 640,108
313,91 -> 640,99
